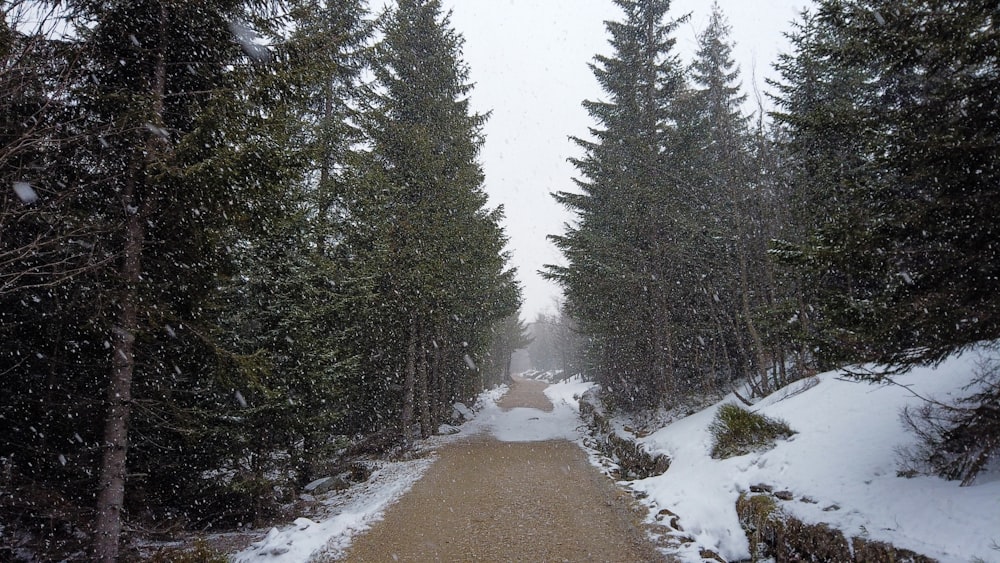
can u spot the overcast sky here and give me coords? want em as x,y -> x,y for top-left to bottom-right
440,0 -> 809,321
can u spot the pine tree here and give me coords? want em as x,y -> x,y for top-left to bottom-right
482,313 -> 532,386
548,0 -> 686,410
773,0 -> 1000,373
205,0 -> 375,488
770,7 -> 880,369
43,1 -> 295,557
350,0 -> 519,442
678,3 -> 797,394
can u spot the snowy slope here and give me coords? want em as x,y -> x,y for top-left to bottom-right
626,347 -> 1000,562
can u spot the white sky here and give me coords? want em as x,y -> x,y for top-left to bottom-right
441,0 -> 809,321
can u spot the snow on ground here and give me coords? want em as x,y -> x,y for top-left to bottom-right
230,362 -> 999,563
464,374 -> 595,442
230,456 -> 434,562
624,346 -> 1000,563
231,379 -> 601,562
543,374 -> 595,413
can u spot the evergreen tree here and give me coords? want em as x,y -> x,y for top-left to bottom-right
678,3 -> 802,395
36,1 -> 296,557
773,0 -> 1000,373
206,0 -> 375,489
769,8 -> 880,369
548,0 -> 686,410
482,313 -> 531,386
527,309 -> 586,377
0,17 -> 112,555
350,0 -> 519,442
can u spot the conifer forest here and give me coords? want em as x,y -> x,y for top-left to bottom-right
1,0 -> 998,560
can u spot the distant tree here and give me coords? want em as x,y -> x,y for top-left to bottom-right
528,308 -> 587,378
482,313 -> 531,386
527,313 -> 561,373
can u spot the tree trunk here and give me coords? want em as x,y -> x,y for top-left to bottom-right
739,252 -> 769,395
418,329 -> 431,439
434,343 -> 447,419
796,289 -> 815,374
93,5 -> 168,557
316,78 -> 335,252
503,344 -> 513,383
401,316 -> 417,447
93,174 -> 144,562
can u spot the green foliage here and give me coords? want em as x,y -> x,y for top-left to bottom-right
709,404 -> 795,459
547,0 -> 689,410
346,0 -> 520,439
772,0 -> 1000,372
548,1 -> 806,410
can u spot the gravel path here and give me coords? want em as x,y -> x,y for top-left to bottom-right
339,378 -> 667,562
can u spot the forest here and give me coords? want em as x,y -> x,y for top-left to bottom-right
1,0 -> 525,559
2,0 -> 998,560
541,0 -> 998,506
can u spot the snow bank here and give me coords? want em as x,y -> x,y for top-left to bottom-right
542,374 -> 595,413
628,347 -> 1000,562
231,457 -> 433,562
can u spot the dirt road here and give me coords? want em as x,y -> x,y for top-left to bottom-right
340,377 -> 666,562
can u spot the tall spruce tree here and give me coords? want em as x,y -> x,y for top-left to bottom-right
47,1 -> 293,557
678,3 -> 788,394
548,0 -> 686,410
770,8 -> 881,369
774,0 -> 1000,373
207,0 -> 375,489
352,0 -> 519,442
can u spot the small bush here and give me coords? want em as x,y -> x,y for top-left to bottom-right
709,403 -> 795,459
898,354 -> 1000,486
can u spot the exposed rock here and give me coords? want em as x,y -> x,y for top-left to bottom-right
736,491 -> 938,562
579,392 -> 671,480
774,490 -> 794,501
749,483 -> 774,493
302,462 -> 373,496
656,508 -> 683,531
700,548 -> 726,562
303,476 -> 346,495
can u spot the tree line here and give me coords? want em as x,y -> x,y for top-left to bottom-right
547,0 -> 1000,447
0,0 -> 521,559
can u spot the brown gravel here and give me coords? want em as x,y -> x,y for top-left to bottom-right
496,376 -> 554,412
340,377 -> 668,562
